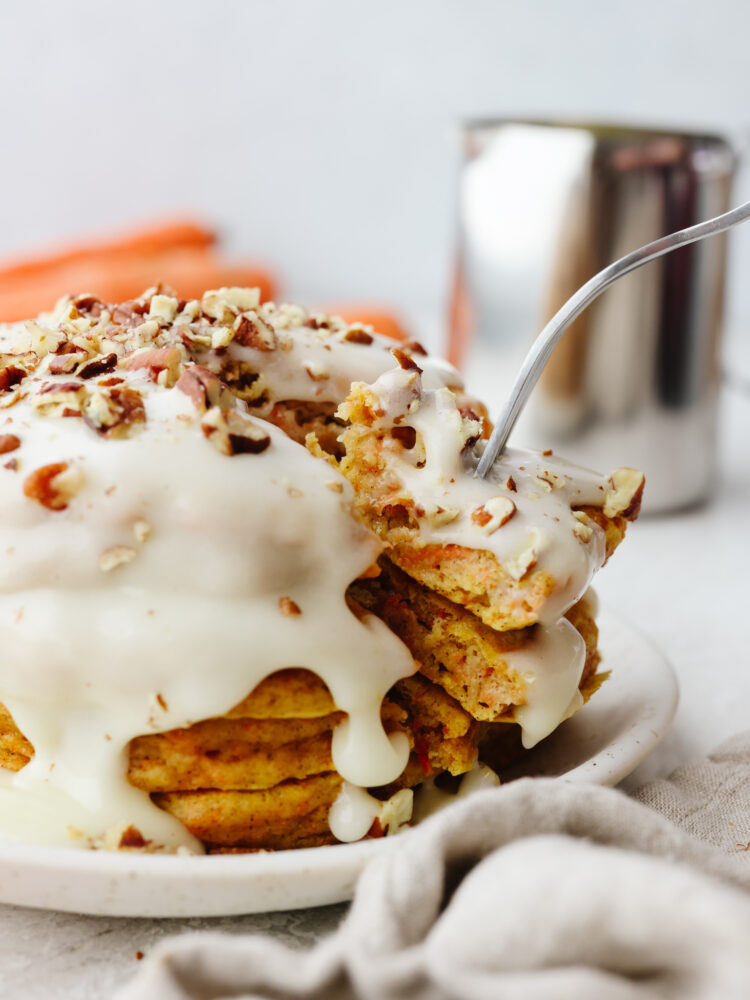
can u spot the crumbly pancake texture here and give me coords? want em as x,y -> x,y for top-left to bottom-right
351,560 -> 599,723
338,375 -> 639,633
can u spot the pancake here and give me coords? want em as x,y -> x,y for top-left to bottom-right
338,373 -> 641,633
0,286 -> 640,853
350,560 -> 600,723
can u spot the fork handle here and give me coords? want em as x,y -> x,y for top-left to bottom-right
474,198 -> 750,479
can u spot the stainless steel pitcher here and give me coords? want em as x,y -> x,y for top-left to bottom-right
450,120 -> 737,512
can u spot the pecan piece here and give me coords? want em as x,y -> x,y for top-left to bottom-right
472,496 -> 516,533
49,353 -> 87,375
99,545 -> 137,572
401,339 -> 428,356
201,287 -> 261,322
71,293 -> 105,317
111,300 -> 149,327
342,326 -> 374,345
201,407 -> 271,456
0,434 -> 20,454
124,347 -> 182,386
176,366 -> 235,412
0,364 -> 28,393
148,294 -> 179,323
23,462 -> 83,511
603,468 -> 645,519
234,312 -> 277,351
391,426 -> 416,449
391,348 -> 423,374
118,826 -> 148,849
31,381 -> 87,417
76,353 -> 118,380
82,387 -> 145,436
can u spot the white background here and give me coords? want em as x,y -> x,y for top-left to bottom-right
1,0 -> 749,348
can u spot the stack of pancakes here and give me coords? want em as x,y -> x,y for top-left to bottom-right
0,288 -> 642,852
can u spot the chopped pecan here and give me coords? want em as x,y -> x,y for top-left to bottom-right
215,359 -> 266,403
505,529 -> 546,581
572,510 -> 594,542
76,353 -> 118,380
603,468 -> 645,519
118,826 -> 148,849
0,352 -> 37,392
148,294 -> 179,323
304,362 -> 329,382
305,315 -> 333,331
234,312 -> 277,351
424,505 -> 461,528
0,366 -> 26,392
534,469 -> 565,491
201,407 -> 271,456
0,434 -> 20,454
124,347 -> 182,386
279,596 -> 302,616
111,301 -> 149,327
49,353 -> 86,375
472,496 -> 516,533
176,366 -> 234,412
23,462 -> 83,511
459,407 -> 482,450
31,381 -> 87,417
342,326 -> 374,345
202,287 -> 261,323
25,321 -> 65,357
82,387 -> 145,436
391,348 -> 423,374
72,293 -> 105,317
391,426 -> 416,449
99,545 -> 137,572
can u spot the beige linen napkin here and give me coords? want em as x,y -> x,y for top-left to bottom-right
117,732 -> 750,1000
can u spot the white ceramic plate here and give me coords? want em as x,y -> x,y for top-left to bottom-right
0,611 -> 677,917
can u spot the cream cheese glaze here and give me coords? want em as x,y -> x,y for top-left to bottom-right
0,378 -> 416,849
342,366 -> 618,746
0,287 -> 631,850
0,295 -> 445,851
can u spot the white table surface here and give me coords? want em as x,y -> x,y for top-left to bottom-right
1,383 -> 748,1000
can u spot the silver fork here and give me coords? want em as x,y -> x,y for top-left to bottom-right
474,198 -> 750,479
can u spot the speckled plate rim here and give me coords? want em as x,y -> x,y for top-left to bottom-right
0,610 -> 678,918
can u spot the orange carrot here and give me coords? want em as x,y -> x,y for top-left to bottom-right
0,247 -> 276,322
0,220 -> 216,285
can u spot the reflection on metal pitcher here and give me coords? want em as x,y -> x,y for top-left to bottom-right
451,121 -> 736,512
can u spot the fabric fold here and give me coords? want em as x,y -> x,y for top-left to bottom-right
117,733 -> 750,1000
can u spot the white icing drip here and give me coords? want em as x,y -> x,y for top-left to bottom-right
412,763 -> 501,824
508,618 -> 587,748
328,781 -> 413,843
0,370 -> 415,850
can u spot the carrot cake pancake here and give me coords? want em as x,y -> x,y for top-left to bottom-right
0,286 -> 643,851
